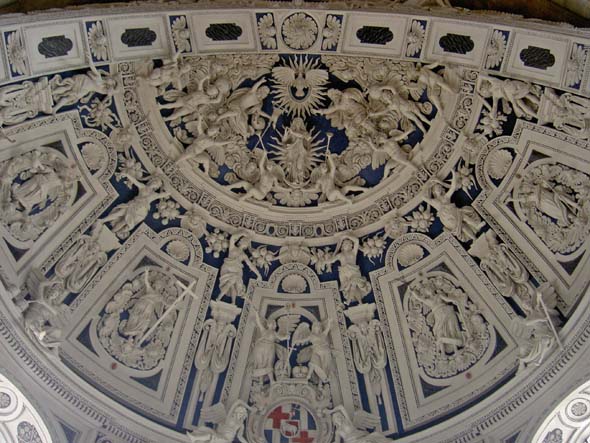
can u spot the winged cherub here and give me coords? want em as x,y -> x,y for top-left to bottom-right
176,115 -> 232,176
227,149 -> 286,202
310,153 -> 365,205
292,318 -> 335,384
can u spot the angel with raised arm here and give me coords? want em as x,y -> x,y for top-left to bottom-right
315,89 -> 374,135
176,116 -> 232,176
310,153 -> 365,205
101,174 -> 170,239
251,309 -> 299,383
187,400 -> 249,443
321,235 -> 371,305
52,61 -> 119,113
368,84 -> 430,134
423,170 -> 485,242
160,76 -> 231,122
476,75 -> 539,119
409,63 -> 459,116
327,405 -> 392,443
293,318 -> 334,384
216,78 -> 272,138
216,232 -> 261,305
227,149 -> 285,202
363,129 -> 419,176
144,51 -> 191,94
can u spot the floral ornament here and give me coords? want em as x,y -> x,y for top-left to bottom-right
281,12 -> 319,50
542,429 -> 562,443
17,422 -> 42,443
360,234 -> 386,264
322,15 -> 341,51
205,228 -> 229,258
385,206 -> 435,238
180,205 -> 207,238
115,152 -> 145,186
456,165 -> 475,193
154,199 -> 180,225
171,16 -> 191,53
6,31 -> 27,75
406,20 -> 426,57
406,205 -> 435,233
80,96 -> 120,130
485,30 -> 507,70
0,392 -> 11,408
477,110 -> 507,138
87,21 -> 109,61
566,44 -> 587,88
274,189 -> 319,207
251,246 -> 277,274
257,13 -> 277,49
81,143 -> 107,171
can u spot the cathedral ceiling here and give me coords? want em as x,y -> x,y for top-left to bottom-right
0,2 -> 589,442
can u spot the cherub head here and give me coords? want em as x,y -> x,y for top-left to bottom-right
257,85 -> 270,100
231,405 -> 248,422
431,183 -> 445,198
341,238 -> 354,252
327,89 -> 342,102
478,79 -> 492,98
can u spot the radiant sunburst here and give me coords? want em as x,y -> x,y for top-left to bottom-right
271,55 -> 329,117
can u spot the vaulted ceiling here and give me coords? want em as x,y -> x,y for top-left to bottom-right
0,1 -> 589,443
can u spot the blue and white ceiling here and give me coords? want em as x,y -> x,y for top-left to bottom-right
0,3 -> 589,443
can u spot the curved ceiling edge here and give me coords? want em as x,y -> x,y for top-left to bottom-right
0,3 -> 589,443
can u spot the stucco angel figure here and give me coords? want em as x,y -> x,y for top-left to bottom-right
512,283 -> 561,371
292,318 -> 334,384
160,75 -> 231,122
187,400 -> 250,443
216,232 -> 262,304
310,153 -> 365,205
227,149 -> 285,202
51,63 -> 119,113
326,406 -> 392,443
176,116 -> 232,176
476,75 -> 539,119
251,309 -> 299,383
409,63 -> 459,117
363,129 -> 419,176
315,88 -> 375,135
367,85 -> 430,134
144,51 -> 191,94
324,235 -> 371,305
423,169 -> 485,242
101,174 -> 170,239
216,78 -> 273,138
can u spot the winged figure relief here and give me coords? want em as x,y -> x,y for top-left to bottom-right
250,309 -> 300,382
292,318 -> 334,383
272,55 -> 329,117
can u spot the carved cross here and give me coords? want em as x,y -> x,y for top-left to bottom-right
137,278 -> 199,345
